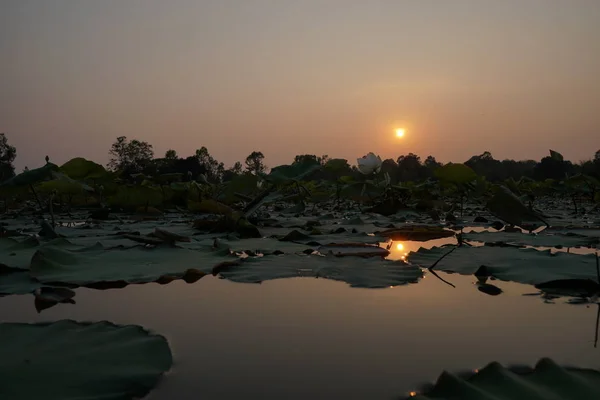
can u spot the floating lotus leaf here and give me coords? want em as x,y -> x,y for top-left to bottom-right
0,237 -> 84,271
0,320 -> 172,400
379,225 -> 455,241
407,358 -> 600,400
29,242 -> 233,287
463,230 -> 598,248
215,254 -> 423,288
408,245 -> 599,285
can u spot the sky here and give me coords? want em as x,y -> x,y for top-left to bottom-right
1,0 -> 599,171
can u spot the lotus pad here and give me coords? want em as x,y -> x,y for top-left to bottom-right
409,358 -> 600,400
408,245 -> 599,285
0,320 -> 172,400
30,243 -> 233,286
463,230 -> 598,248
0,271 -> 42,296
216,255 -> 423,288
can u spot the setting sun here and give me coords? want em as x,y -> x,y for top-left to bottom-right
395,128 -> 405,137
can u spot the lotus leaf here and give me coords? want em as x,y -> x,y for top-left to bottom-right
0,320 -> 172,400
59,157 -> 108,180
463,230 -> 598,248
434,163 -> 477,185
407,358 -> 600,400
215,254 -> 423,288
0,163 -> 59,187
408,245 -> 599,285
29,243 -> 233,287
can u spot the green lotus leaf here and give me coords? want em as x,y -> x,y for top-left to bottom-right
59,157 -> 108,180
215,254 -> 423,288
0,320 -> 172,400
0,163 -> 59,187
408,245 -> 599,285
407,358 -> 600,400
434,163 -> 477,185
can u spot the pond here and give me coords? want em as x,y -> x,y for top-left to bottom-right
1,234 -> 598,399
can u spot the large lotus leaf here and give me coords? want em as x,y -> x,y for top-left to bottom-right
59,157 -> 108,180
434,163 -> 477,185
550,149 -> 565,162
30,243 -> 233,287
340,181 -> 384,202
0,237 -> 83,271
264,163 -> 322,184
408,358 -> 600,400
463,230 -> 598,248
0,163 -> 59,187
486,185 -> 547,227
0,271 -> 41,295
408,245 -> 599,285
108,185 -> 163,209
379,226 -> 455,241
221,173 -> 258,200
546,227 -> 600,238
216,254 -> 423,288
37,179 -> 86,196
0,320 -> 172,400
212,237 -> 313,255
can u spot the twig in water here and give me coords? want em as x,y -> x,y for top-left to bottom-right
427,246 -> 459,288
595,304 -> 599,349
596,252 -> 599,285
428,268 -> 456,288
429,246 -> 458,271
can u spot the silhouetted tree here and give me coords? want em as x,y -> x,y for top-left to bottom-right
245,151 -> 266,174
380,159 -> 399,183
533,153 -> 575,180
0,133 -> 17,182
397,153 -> 425,181
222,161 -> 244,182
195,147 -> 224,182
165,149 -> 178,160
108,136 -> 154,174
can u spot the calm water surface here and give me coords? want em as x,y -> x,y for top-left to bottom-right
1,240 -> 599,399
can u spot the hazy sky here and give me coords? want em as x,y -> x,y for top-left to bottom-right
1,0 -> 599,170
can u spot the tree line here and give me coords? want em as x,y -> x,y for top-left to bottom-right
1,133 -> 599,184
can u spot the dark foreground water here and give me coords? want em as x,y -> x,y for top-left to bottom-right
1,263 -> 598,399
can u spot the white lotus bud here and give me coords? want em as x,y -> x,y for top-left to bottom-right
357,152 -> 382,175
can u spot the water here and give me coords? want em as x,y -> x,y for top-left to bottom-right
1,265 -> 598,399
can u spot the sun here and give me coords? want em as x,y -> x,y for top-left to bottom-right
395,128 -> 405,137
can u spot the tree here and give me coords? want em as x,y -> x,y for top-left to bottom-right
0,133 -> 17,182
245,151 -> 266,174
231,161 -> 243,175
165,149 -> 178,160
397,153 -> 424,181
533,152 -> 575,180
108,136 -> 154,173
194,147 -> 224,182
222,161 -> 244,182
